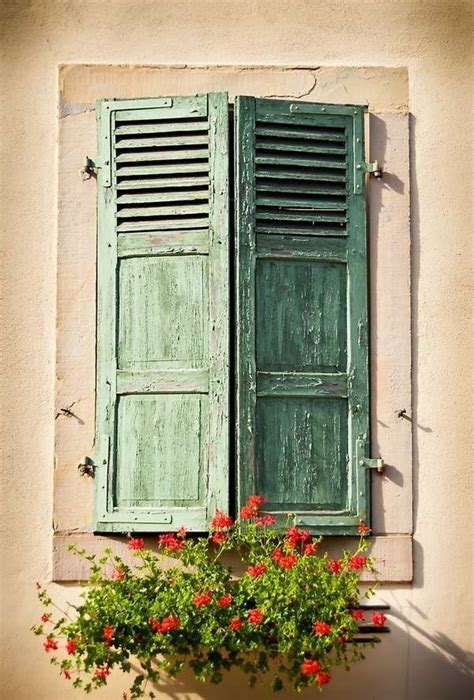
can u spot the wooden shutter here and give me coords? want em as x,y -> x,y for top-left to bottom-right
94,94 -> 229,532
235,97 -> 370,534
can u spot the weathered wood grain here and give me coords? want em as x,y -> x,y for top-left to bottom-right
93,93 -> 229,532
236,98 -> 370,534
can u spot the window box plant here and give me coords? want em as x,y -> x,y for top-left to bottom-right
33,497 -> 386,697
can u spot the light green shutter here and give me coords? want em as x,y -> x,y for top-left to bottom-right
94,94 -> 229,532
235,97 -> 370,534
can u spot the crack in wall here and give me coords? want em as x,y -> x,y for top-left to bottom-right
260,69 -> 319,100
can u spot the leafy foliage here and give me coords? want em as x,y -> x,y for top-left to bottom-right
33,497 -> 383,696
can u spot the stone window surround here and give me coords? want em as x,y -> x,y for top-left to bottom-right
53,64 -> 412,582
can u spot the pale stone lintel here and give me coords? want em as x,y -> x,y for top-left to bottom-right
59,64 -> 408,115
52,533 -> 413,583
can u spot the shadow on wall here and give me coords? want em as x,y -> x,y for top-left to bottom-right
137,618 -> 473,700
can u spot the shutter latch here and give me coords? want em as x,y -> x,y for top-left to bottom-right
78,456 -> 95,477
80,157 -> 98,181
363,160 -> 382,178
356,438 -> 384,473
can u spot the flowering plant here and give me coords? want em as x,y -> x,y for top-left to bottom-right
33,496 -> 385,696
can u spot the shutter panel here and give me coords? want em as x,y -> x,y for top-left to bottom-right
94,94 -> 229,532
235,98 -> 369,534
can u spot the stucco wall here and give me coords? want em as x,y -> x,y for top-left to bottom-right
0,2 -> 472,700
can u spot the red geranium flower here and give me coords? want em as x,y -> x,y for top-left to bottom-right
358,521 -> 371,536
351,609 -> 364,622
177,526 -> 187,539
41,613 -> 51,623
303,542 -> 318,556
240,505 -> 254,520
229,617 -> 243,631
103,624 -> 114,643
241,494 -> 266,520
313,621 -> 331,636
218,593 -> 232,609
128,537 -> 144,551
94,665 -> 110,679
247,562 -> 267,578
247,608 -> 264,625
193,591 -> 213,607
285,527 -> 311,549
349,555 -> 368,571
372,612 -> 387,627
247,495 -> 266,509
160,615 -> 181,632
276,552 -> 297,570
210,510 -> 234,531
317,671 -> 331,685
301,658 -> 321,676
111,567 -> 125,581
43,638 -> 58,652
327,559 -> 343,574
211,531 -> 227,545
66,638 -> 76,654
150,615 -> 180,633
158,533 -> 184,552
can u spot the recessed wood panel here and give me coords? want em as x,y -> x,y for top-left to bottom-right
255,397 -> 349,510
115,394 -> 206,507
118,256 -> 208,369
256,259 -> 346,372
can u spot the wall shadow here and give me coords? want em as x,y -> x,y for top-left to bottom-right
142,621 -> 473,700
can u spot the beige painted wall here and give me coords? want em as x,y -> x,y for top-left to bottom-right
0,2 -> 472,699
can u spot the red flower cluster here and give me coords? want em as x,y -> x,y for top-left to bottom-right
158,533 -> 185,552
303,542 -> 318,556
247,562 -> 267,578
272,548 -> 297,570
358,521 -> 371,536
218,593 -> 232,609
94,665 -> 111,679
111,567 -> 125,581
285,527 -> 311,549
210,510 -> 234,531
327,559 -> 343,574
313,621 -> 331,636
372,612 -> 387,627
149,615 -> 181,633
349,555 -> 368,571
66,639 -> 76,655
317,671 -> 331,685
103,624 -> 114,646
229,617 -> 242,631
301,658 -> 321,676
41,613 -> 51,623
351,609 -> 364,622
210,531 -> 227,545
193,591 -> 213,607
240,494 -> 266,520
128,537 -> 144,551
43,638 -> 58,652
247,608 -> 264,625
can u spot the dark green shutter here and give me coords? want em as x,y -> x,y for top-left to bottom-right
94,94 -> 229,532
235,97 -> 370,534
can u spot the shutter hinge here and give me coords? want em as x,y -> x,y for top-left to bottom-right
80,156 -> 99,181
78,456 -> 95,477
363,160 -> 382,178
356,438 -> 384,473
